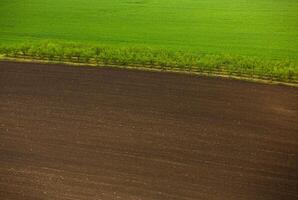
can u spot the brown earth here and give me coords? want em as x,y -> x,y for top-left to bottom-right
0,61 -> 298,200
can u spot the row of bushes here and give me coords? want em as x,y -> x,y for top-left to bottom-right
0,41 -> 297,82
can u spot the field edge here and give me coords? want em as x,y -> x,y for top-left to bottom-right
0,40 -> 297,85
1,56 -> 297,88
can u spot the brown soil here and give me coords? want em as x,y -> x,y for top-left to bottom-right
0,61 -> 297,200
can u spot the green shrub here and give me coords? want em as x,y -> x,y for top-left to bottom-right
1,40 -> 297,83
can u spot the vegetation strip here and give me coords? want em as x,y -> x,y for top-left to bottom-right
0,41 -> 297,83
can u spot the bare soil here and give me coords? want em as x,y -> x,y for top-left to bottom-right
0,61 -> 298,200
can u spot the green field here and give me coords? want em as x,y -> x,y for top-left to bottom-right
0,0 -> 298,81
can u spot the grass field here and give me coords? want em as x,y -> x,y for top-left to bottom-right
0,0 -> 298,81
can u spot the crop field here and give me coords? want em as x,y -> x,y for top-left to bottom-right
0,0 -> 298,81
1,61 -> 298,200
1,1 -> 298,199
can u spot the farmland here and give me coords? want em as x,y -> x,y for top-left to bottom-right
1,1 -> 298,199
0,0 -> 298,81
1,61 -> 298,199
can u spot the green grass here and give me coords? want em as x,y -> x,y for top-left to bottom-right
0,0 -> 298,82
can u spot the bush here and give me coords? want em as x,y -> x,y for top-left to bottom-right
1,40 -> 297,83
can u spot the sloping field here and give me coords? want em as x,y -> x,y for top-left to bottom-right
1,0 -> 298,82
1,61 -> 298,200
1,0 -> 298,59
